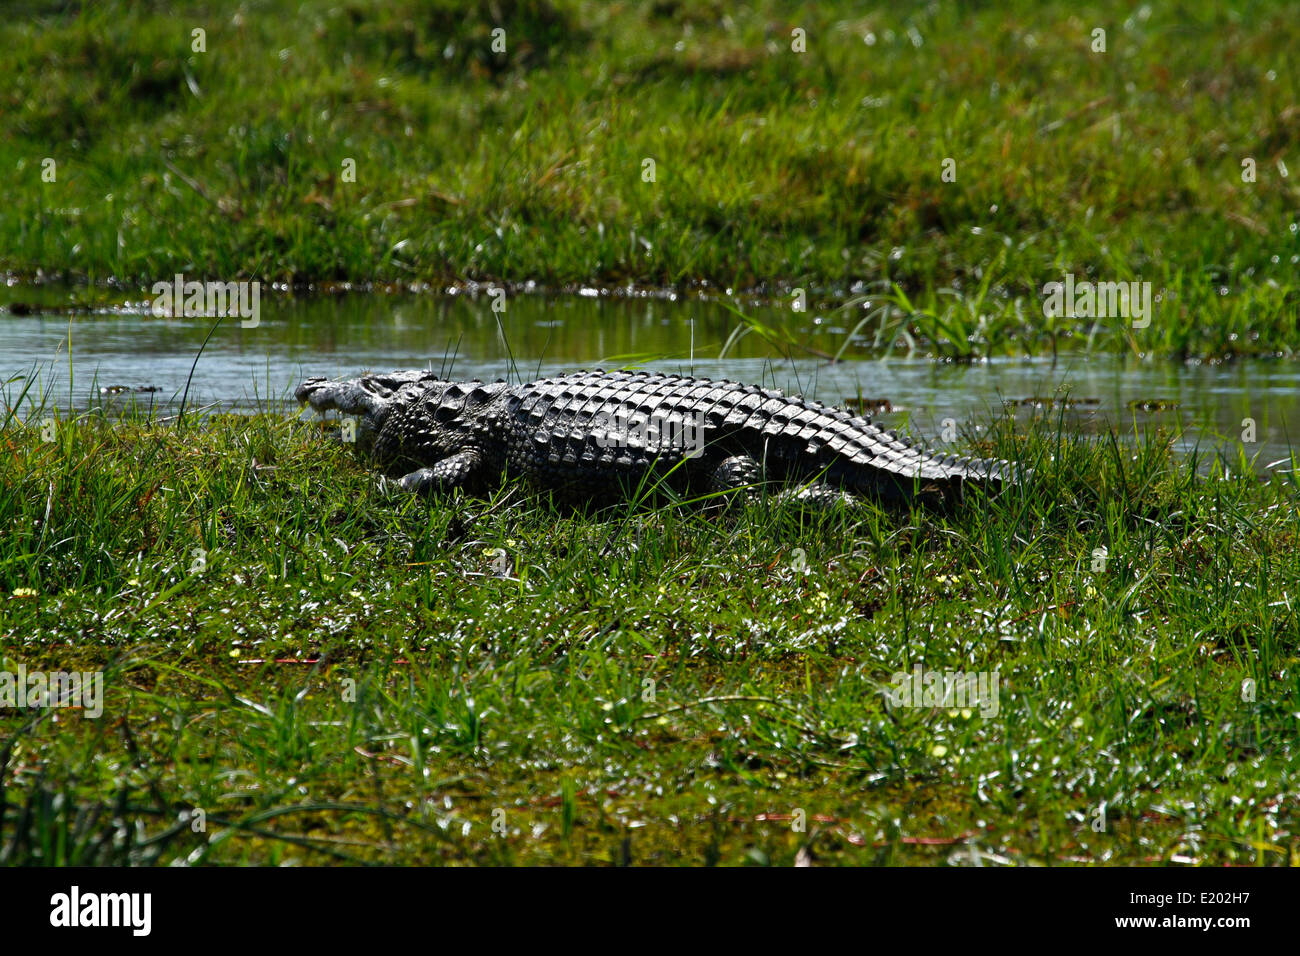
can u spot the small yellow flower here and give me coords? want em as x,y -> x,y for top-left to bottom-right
10,587 -> 38,598
930,744 -> 948,758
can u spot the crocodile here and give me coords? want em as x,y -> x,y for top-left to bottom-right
294,368 -> 1017,506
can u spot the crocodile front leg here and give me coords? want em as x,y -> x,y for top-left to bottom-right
396,449 -> 485,495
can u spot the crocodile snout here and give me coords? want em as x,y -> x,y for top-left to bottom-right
294,377 -> 329,404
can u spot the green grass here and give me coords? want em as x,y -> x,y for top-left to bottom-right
3,0 -> 1299,358
3,0 -> 1299,866
2,377 -> 1297,865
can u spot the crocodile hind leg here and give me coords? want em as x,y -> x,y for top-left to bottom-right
706,454 -> 763,494
396,449 -> 485,495
682,454 -> 762,510
775,483 -> 861,510
706,454 -> 859,510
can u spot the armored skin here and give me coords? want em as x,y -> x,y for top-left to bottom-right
295,369 -> 1015,505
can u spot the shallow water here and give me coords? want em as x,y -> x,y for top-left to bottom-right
2,288 -> 1296,472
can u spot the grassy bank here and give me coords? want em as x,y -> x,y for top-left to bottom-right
1,388 -> 1297,864
3,0 -> 1299,357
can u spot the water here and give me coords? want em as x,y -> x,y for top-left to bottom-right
2,288 -> 1297,471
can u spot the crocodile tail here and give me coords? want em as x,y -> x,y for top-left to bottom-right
945,455 -> 1033,495
933,453 -> 1020,484
812,407 -> 1018,487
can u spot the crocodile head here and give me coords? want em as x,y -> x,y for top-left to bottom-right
295,370 -> 452,459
